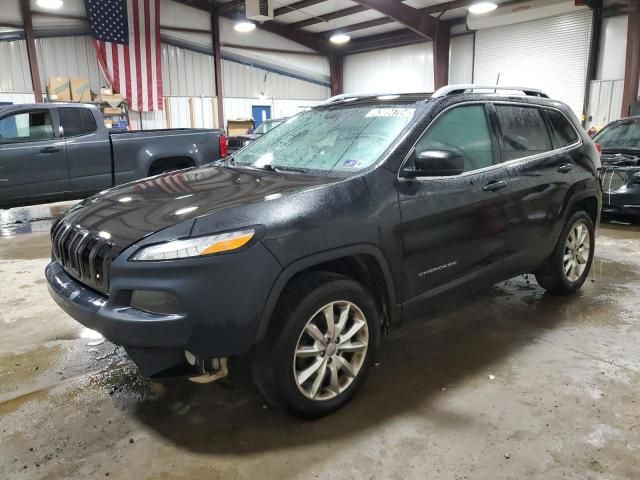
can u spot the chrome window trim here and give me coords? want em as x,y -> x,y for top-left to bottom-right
398,100 -> 583,181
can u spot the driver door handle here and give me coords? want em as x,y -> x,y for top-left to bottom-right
40,146 -> 62,154
483,180 -> 508,192
557,163 -> 574,173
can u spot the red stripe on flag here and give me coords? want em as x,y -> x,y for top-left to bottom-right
111,44 -> 120,94
123,44 -> 131,104
155,0 -> 162,110
144,0 -> 152,112
132,0 -> 143,112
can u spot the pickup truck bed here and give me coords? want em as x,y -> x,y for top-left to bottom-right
0,103 -> 225,208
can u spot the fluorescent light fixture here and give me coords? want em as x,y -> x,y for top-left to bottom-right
330,33 -> 351,45
36,0 -> 63,9
468,2 -> 498,14
234,21 -> 256,33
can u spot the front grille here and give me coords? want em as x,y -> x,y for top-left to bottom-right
51,221 -> 115,295
599,168 -> 629,192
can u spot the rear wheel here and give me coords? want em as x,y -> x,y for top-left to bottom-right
535,211 -> 595,294
251,272 -> 380,418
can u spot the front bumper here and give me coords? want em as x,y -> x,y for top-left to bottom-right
46,241 -> 282,376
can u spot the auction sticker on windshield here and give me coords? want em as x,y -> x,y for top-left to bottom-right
365,108 -> 415,118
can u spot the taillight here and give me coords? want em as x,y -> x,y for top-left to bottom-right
219,135 -> 228,158
595,143 -> 602,155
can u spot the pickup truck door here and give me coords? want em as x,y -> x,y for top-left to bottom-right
397,103 -> 511,314
59,107 -> 112,193
0,107 -> 69,204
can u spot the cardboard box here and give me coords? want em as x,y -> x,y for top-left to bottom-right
103,107 -> 122,116
104,119 -> 113,129
227,119 -> 254,136
46,77 -> 71,101
95,94 -> 124,108
70,78 -> 91,102
100,86 -> 113,95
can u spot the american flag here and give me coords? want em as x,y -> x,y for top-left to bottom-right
85,0 -> 163,112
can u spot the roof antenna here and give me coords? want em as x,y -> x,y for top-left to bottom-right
495,73 -> 500,93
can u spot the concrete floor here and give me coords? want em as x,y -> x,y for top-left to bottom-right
1,202 -> 639,480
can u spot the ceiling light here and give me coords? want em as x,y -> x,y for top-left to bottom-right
330,33 -> 351,45
468,2 -> 498,14
36,0 -> 63,9
234,21 -> 256,33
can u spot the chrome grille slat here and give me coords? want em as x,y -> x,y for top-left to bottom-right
51,222 -> 115,295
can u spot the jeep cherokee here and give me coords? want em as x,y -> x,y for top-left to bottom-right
46,85 -> 602,417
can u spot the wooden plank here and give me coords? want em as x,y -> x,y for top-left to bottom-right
211,13 -> 225,130
621,0 -> 640,117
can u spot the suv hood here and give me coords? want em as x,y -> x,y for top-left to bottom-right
62,164 -> 336,250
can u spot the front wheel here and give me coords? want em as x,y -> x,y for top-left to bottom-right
535,211 -> 595,294
251,272 -> 380,418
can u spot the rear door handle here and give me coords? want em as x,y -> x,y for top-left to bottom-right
557,163 -> 574,173
40,146 -> 62,153
483,180 -> 508,192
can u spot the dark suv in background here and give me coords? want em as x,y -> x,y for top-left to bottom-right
46,85 -> 601,417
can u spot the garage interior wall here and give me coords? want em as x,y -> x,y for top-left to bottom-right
343,43 -> 436,94
474,9 -> 593,117
587,15 -> 628,128
0,0 -> 330,130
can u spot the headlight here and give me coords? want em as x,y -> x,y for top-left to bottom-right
131,229 -> 255,261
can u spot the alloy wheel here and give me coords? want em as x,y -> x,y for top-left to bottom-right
293,300 -> 369,401
563,222 -> 591,282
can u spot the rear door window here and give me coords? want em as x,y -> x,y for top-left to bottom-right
0,110 -> 54,144
494,105 -> 552,161
415,104 -> 495,172
59,108 -> 97,137
544,109 -> 579,148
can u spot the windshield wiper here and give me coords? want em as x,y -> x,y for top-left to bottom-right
259,164 -> 308,174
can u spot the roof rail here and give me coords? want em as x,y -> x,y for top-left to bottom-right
322,93 -> 390,104
432,84 -> 549,99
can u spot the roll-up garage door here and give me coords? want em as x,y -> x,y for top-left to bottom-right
473,10 -> 592,117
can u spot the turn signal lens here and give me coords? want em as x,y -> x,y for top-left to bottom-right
131,229 -> 255,261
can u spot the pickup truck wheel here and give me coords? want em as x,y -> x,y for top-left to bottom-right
534,211 -> 595,295
251,271 -> 380,418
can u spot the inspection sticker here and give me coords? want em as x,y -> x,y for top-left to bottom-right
366,108 -> 415,118
342,159 -> 363,168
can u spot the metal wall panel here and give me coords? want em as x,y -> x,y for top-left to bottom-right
474,10 -> 592,116
162,44 -> 216,97
597,15 -> 627,81
35,36 -> 105,93
343,43 -> 435,94
449,34 -> 474,85
587,79 -> 624,129
221,59 -> 329,100
0,40 -> 32,93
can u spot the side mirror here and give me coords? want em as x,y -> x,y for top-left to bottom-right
408,149 -> 465,177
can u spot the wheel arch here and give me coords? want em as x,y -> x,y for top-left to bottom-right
146,155 -> 196,176
254,245 -> 399,343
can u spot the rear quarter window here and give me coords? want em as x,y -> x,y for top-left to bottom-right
59,108 -> 97,137
544,109 -> 579,148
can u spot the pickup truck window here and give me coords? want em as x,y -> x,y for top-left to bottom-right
232,106 -> 416,174
415,105 -> 494,172
0,111 -> 54,144
495,105 -> 552,161
59,108 -> 97,137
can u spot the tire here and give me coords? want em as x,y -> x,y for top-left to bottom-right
251,271 -> 380,418
534,211 -> 595,295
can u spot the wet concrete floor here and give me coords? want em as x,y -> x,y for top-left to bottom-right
0,202 -> 639,479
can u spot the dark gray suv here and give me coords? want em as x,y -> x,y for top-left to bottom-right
46,86 -> 602,417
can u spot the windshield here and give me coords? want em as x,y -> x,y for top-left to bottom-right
232,105 -> 417,174
594,119 -> 640,151
253,119 -> 282,135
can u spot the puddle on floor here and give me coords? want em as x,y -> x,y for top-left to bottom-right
0,201 -> 77,239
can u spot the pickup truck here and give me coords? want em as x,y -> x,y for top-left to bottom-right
0,103 -> 226,208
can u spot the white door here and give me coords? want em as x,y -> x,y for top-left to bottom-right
473,10 -> 592,117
